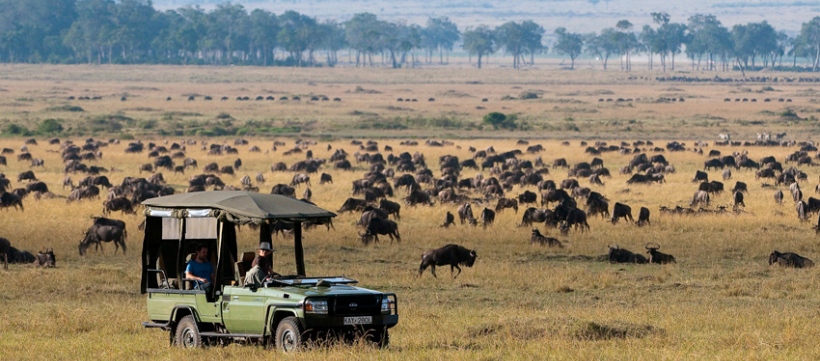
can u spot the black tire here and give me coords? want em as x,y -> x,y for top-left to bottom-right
174,315 -> 202,348
366,327 -> 390,349
275,317 -> 304,352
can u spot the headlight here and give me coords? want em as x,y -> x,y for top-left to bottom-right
381,295 -> 396,315
304,299 -> 328,315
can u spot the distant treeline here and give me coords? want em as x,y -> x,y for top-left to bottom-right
3,0 -> 820,72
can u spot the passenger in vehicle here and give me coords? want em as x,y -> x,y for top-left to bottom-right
244,256 -> 271,287
185,244 -> 214,292
252,242 -> 280,279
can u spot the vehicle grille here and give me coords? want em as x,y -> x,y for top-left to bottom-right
332,295 -> 381,316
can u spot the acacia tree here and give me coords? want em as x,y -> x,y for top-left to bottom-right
495,21 -> 544,69
462,25 -> 495,69
345,13 -> 382,66
422,17 -> 459,64
553,27 -> 583,69
585,28 -> 619,70
248,9 -> 278,65
800,17 -> 820,71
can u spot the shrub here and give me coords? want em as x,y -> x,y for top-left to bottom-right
3,123 -> 30,136
483,112 -> 518,130
37,118 -> 63,134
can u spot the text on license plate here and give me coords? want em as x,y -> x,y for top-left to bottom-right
344,316 -> 372,325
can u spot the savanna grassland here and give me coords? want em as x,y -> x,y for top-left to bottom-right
3,64 -> 820,360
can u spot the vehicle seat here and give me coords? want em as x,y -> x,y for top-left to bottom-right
235,251 -> 256,284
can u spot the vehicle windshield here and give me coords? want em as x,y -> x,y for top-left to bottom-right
267,276 -> 358,286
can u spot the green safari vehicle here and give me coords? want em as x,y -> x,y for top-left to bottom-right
140,191 -> 398,351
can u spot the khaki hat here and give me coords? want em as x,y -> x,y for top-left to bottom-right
258,242 -> 273,252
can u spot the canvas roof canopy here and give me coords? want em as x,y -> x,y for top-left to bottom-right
141,191 -> 336,223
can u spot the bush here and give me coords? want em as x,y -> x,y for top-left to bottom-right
37,118 -> 63,134
483,112 -> 518,130
3,123 -> 30,136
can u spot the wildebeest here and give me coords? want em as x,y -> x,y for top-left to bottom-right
36,248 -> 56,268
290,173 -> 311,187
103,197 -> 135,215
732,181 -> 748,194
337,197 -> 367,213
517,190 -> 537,205
458,203 -> 476,225
768,251 -> 814,268
495,198 -> 519,213
722,168 -> 732,180
359,217 -> 400,245
607,245 -> 648,264
405,190 -> 434,206
418,244 -> 477,278
690,190 -> 710,206
692,170 -> 709,183
79,225 -> 127,255
0,237 -> 8,269
379,198 -> 401,219
610,202 -> 634,224
530,229 -> 563,248
18,170 -> 37,182
270,184 -> 296,197
441,211 -> 455,228
774,189 -> 784,204
480,207 -> 495,228
0,191 -> 24,211
733,191 -> 745,209
636,207 -> 650,226
319,173 -> 333,184
646,243 -> 676,264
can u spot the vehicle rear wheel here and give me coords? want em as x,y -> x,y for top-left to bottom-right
275,317 -> 304,352
174,315 -> 202,348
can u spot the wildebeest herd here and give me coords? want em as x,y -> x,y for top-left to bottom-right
1,135 -> 819,275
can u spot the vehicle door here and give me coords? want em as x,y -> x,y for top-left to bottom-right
221,285 -> 267,334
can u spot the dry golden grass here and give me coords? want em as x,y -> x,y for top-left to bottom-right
2,65 -> 820,360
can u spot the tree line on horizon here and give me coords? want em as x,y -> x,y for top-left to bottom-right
3,0 -> 820,72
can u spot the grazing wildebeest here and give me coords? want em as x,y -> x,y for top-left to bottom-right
769,251 -> 814,268
646,243 -> 676,264
0,191 -> 24,211
704,159 -> 724,170
0,237 -> 9,269
458,203 -> 476,225
17,170 -> 37,182
79,225 -> 126,255
756,168 -> 776,180
480,208 -> 495,228
290,173 -> 311,187
610,202 -> 634,224
418,244 -> 477,278
692,170 -> 709,183
607,245 -> 648,264
103,197 -> 135,215
405,190 -> 434,206
359,217 -> 400,245
441,211 -> 455,228
530,229 -> 563,248
319,173 -> 333,184
495,198 -> 519,213
337,197 -> 367,213
636,207 -> 650,226
36,248 -> 56,268
732,181 -> 748,194
270,184 -> 295,197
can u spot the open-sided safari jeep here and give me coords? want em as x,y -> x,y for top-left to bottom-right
140,191 -> 398,351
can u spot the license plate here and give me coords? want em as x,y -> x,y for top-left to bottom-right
343,316 -> 372,325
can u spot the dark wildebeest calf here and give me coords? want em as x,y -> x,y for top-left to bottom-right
36,248 -> 56,268
769,251 -> 814,268
418,244 -> 477,279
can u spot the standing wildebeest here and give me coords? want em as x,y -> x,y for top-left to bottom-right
78,225 -> 126,255
733,191 -> 745,209
690,190 -> 710,206
480,208 -> 495,228
518,190 -> 537,205
379,198 -> 401,219
646,243 -> 676,264
0,237 -> 9,269
495,198 -> 519,213
418,244 -> 477,278
530,229 -> 563,248
337,197 -> 367,213
405,190 -> 434,206
722,168 -> 732,180
441,211 -> 455,228
290,173 -> 311,187
359,217 -> 400,245
270,184 -> 296,197
769,251 -> 814,268
458,203 -> 476,225
704,159 -> 724,170
103,197 -> 135,215
0,191 -> 24,211
636,207 -> 650,226
774,189 -> 784,204
18,170 -> 37,182
610,202 -> 634,224
692,170 -> 709,183
607,245 -> 648,264
732,181 -> 748,194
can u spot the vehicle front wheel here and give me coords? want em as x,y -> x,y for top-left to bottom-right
366,327 -> 389,349
275,317 -> 304,352
174,315 -> 202,348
